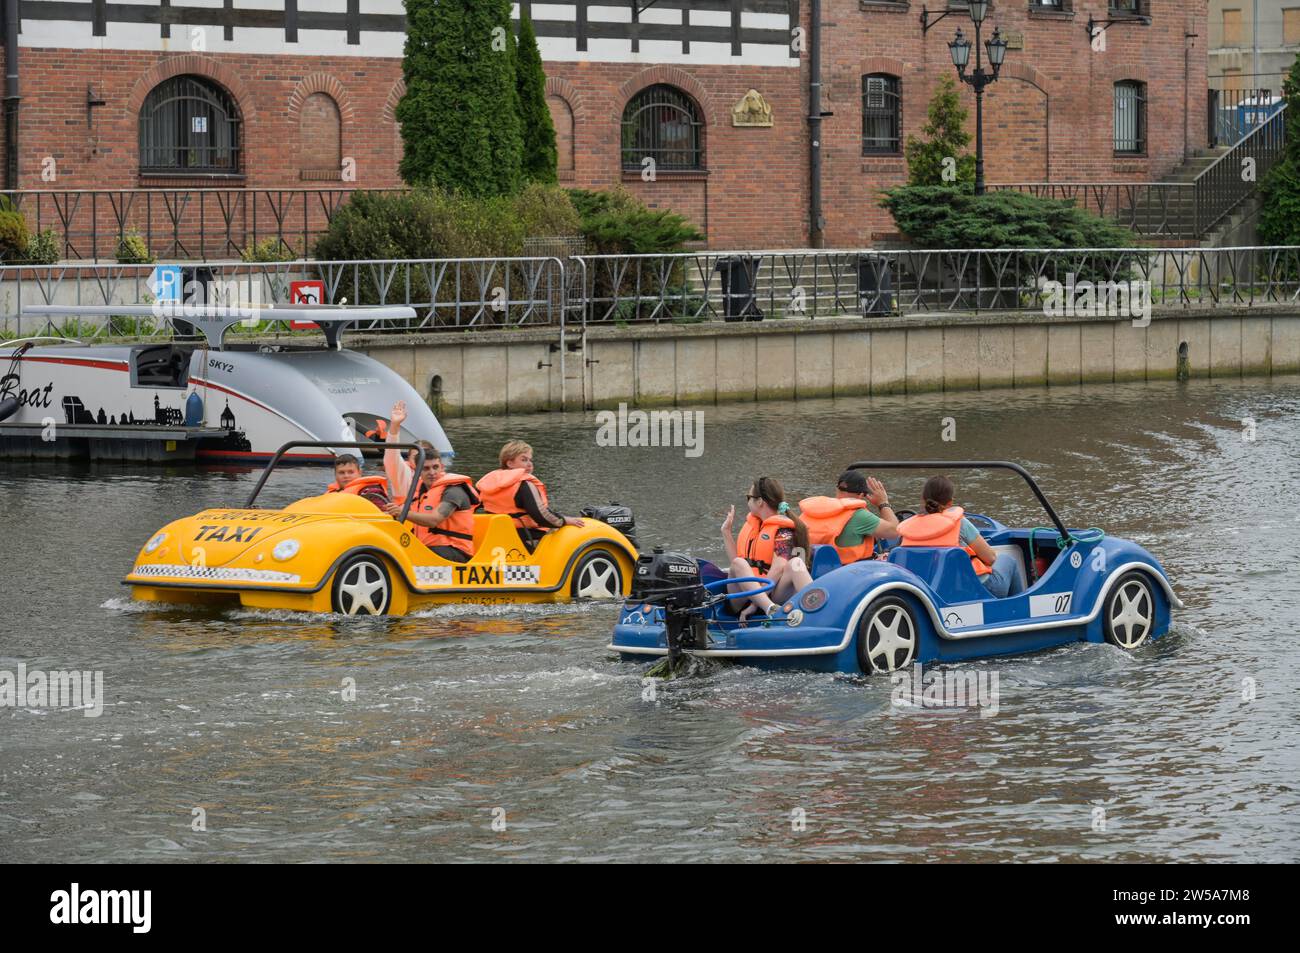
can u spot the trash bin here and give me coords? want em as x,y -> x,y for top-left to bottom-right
715,256 -> 764,322
857,254 -> 894,316
171,265 -> 216,339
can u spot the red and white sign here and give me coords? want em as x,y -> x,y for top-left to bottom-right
289,280 -> 325,329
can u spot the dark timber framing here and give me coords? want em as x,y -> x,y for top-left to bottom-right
15,1 -> 800,57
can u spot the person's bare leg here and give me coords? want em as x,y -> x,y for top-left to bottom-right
730,556 -> 774,621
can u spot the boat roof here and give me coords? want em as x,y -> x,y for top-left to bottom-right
18,304 -> 417,349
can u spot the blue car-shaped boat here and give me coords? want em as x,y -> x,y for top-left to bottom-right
610,461 -> 1184,674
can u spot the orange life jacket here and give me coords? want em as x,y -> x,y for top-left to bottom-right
399,473 -> 478,556
736,513 -> 796,576
897,505 -> 992,576
364,419 -> 389,442
327,475 -> 390,497
799,496 -> 874,564
476,468 -> 550,530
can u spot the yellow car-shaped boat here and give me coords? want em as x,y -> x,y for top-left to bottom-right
125,442 -> 638,615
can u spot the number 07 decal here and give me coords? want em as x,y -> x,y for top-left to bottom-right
1029,592 -> 1073,617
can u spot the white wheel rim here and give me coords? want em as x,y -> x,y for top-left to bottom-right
866,604 -> 916,672
576,556 -> 620,599
339,560 -> 389,615
1109,579 -> 1152,648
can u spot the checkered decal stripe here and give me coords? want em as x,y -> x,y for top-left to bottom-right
503,565 -> 541,584
414,566 -> 454,586
131,564 -> 301,584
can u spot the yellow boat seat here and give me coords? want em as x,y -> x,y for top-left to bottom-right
470,513 -> 528,560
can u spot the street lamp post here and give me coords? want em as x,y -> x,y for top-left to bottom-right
947,0 -> 1007,196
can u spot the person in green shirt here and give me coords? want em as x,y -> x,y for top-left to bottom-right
800,470 -> 900,563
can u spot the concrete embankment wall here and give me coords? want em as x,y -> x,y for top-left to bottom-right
353,308 -> 1300,418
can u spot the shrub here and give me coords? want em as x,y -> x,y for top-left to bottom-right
881,186 -> 1138,250
516,11 -> 557,185
1258,52 -> 1300,246
881,186 -> 1142,293
568,187 -> 703,254
904,76 -> 976,188
0,210 -> 30,262
397,0 -> 523,197
241,237 -> 296,262
26,229 -> 61,264
513,182 -> 581,240
115,232 -> 154,264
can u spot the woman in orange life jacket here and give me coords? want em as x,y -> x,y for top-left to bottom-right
380,400 -> 479,563
476,439 -> 584,551
326,454 -> 390,510
721,476 -> 814,623
799,469 -> 901,564
898,475 -> 1024,599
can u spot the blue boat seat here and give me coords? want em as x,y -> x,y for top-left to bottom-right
809,544 -> 843,579
887,546 -> 991,602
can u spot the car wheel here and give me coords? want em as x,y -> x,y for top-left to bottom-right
571,549 -> 624,599
856,595 -> 918,674
332,554 -> 392,616
1103,571 -> 1155,649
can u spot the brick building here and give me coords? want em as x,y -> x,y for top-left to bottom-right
0,1 -> 1209,251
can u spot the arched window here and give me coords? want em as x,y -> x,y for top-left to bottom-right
862,74 -> 902,155
139,75 -> 242,175
1113,80 -> 1147,155
548,94 -> 576,175
621,85 -> 703,172
299,92 -> 342,180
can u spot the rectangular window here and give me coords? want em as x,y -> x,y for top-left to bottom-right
1285,8 -> 1300,45
862,75 -> 902,155
1114,82 -> 1146,155
1109,0 -> 1141,14
1222,9 -> 1242,46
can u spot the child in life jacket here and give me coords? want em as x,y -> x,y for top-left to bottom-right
326,454 -> 390,510
477,440 -> 584,551
721,476 -> 814,623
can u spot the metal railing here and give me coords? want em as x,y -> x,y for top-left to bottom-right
1194,103 -> 1287,236
4,247 -> 1300,342
0,257 -> 573,340
1,187 -> 404,262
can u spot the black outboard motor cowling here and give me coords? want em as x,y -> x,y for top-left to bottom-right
632,548 -> 702,603
581,502 -> 637,547
630,550 -> 710,663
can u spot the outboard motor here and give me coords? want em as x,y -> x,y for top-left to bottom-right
631,548 -> 708,662
581,502 -> 637,547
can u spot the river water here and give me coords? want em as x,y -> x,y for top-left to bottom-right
2,378 -> 1298,863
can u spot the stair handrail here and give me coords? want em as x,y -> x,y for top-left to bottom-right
1194,101 -> 1287,235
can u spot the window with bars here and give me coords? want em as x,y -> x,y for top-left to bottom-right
1113,81 -> 1147,154
139,75 -> 242,175
862,74 -> 902,155
621,85 -> 704,172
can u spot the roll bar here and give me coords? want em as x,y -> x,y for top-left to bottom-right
245,440 -> 426,525
844,460 -> 1069,542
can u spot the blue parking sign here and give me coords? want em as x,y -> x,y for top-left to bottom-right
150,264 -> 183,302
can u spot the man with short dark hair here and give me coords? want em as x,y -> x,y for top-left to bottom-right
327,454 -> 390,510
799,470 -> 900,564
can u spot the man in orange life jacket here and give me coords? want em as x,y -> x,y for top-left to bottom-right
898,475 -> 1023,599
477,439 -> 583,550
380,401 -> 478,563
799,470 -> 901,564
327,454 -> 391,510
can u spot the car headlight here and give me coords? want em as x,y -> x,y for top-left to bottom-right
799,588 -> 829,612
272,539 -> 301,561
144,532 -> 167,554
